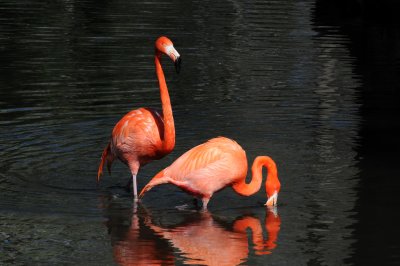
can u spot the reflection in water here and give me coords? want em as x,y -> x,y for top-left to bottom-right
112,212 -> 175,266
103,200 -> 280,266
101,197 -> 174,266
145,209 -> 280,265
233,209 -> 281,256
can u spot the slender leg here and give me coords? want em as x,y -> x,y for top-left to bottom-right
132,174 -> 138,202
201,198 -> 210,211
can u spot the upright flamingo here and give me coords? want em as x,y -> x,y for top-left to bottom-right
139,137 -> 281,209
97,36 -> 181,201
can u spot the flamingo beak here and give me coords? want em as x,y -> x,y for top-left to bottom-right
165,45 -> 181,74
265,191 -> 278,206
174,56 -> 181,74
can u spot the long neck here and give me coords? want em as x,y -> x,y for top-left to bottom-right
232,156 -> 278,197
155,53 -> 175,153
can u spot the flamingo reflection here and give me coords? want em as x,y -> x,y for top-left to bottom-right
233,208 -> 281,255
103,200 -> 174,266
105,202 -> 281,266
145,208 -> 281,265
112,213 -> 175,266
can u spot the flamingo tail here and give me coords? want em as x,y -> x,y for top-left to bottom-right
97,143 -> 114,182
139,170 -> 168,198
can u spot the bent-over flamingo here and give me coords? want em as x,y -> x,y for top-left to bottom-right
139,137 -> 281,209
97,36 -> 181,201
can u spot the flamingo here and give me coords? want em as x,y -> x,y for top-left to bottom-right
97,36 -> 181,202
139,137 -> 281,209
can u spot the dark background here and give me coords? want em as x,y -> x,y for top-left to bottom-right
314,0 -> 400,264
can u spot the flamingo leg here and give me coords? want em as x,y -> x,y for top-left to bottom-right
132,174 -> 138,202
201,198 -> 210,211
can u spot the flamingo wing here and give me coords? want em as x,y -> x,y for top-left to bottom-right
164,138 -> 246,196
110,108 -> 164,159
140,137 -> 246,199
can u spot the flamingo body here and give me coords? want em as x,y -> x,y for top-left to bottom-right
111,108 -> 166,167
157,137 -> 247,198
139,137 -> 281,209
97,36 -> 181,201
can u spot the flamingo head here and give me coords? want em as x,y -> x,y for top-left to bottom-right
155,36 -> 181,73
265,179 -> 281,207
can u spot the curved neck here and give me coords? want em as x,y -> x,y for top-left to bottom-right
232,156 -> 278,197
155,53 -> 175,153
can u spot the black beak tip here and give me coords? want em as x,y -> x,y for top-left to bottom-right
175,57 -> 181,74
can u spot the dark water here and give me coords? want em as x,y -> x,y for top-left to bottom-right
1,0 -> 399,265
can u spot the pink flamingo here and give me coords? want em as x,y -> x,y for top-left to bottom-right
139,137 -> 281,209
97,36 -> 181,201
